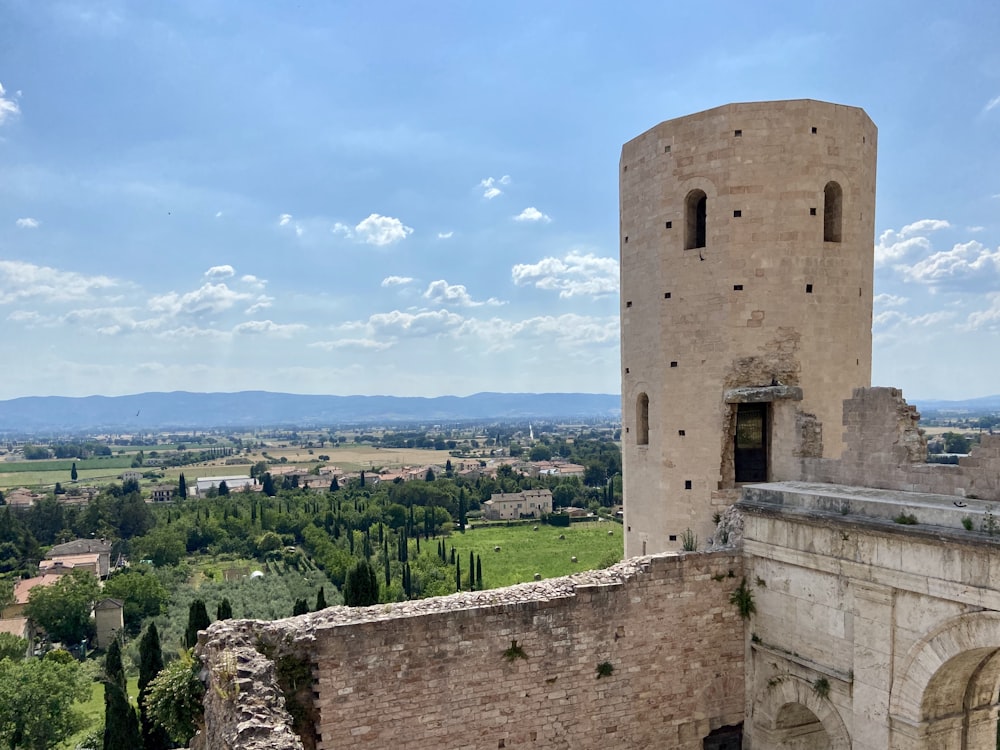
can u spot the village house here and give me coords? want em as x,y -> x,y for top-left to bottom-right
47,538 -> 112,577
481,489 -> 553,521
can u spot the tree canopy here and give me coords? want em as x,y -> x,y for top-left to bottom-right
0,655 -> 90,750
25,568 -> 100,645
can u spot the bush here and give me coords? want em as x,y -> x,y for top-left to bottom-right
145,650 -> 205,746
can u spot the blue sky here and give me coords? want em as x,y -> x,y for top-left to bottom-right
0,1 -> 998,401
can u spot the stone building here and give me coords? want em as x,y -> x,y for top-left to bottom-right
619,99 -> 877,556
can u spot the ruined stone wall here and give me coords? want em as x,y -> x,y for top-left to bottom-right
197,552 -> 745,750
799,387 -> 1000,501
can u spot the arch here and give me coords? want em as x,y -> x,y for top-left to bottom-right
685,189 -> 707,249
752,676 -> 850,750
636,392 -> 649,446
823,181 -> 842,243
890,611 -> 1000,743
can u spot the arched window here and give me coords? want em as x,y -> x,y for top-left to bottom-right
636,393 -> 649,446
685,190 -> 707,250
824,181 -> 842,243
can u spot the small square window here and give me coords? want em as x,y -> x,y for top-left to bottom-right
811,127 -> 818,134
626,301 -> 632,308
624,368 -> 629,374
734,129 -> 742,137
668,534 -> 677,542
733,284 -> 743,291
624,236 -> 628,243
806,284 -> 814,293
664,145 -> 671,153
664,292 -> 671,299
678,430 -> 685,436
810,207 -> 817,216
684,480 -> 692,490
670,361 -> 678,368
733,210 -> 742,218
665,221 -> 672,229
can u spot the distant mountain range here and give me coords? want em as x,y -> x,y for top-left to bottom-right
0,391 -> 623,433
911,394 -> 1000,413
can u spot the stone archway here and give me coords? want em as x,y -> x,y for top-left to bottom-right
751,676 -> 850,750
889,611 -> 1000,748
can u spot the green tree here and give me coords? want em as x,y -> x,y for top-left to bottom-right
315,586 -> 327,611
184,599 -> 211,648
133,525 -> 185,567
217,598 -> 233,620
343,559 -> 379,607
102,570 -> 169,635
943,432 -> 972,454
0,632 -> 27,661
218,480 -> 230,496
25,568 -> 100,645
138,623 -> 170,750
104,637 -> 142,750
0,655 -> 90,749
261,473 -> 276,496
145,651 -> 204,746
292,598 -> 308,616
70,462 -> 78,481
177,473 -> 187,499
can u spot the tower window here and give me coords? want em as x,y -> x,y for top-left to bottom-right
664,145 -> 671,153
811,126 -> 818,134
733,210 -> 742,218
734,129 -> 742,137
824,181 -> 843,242
626,301 -> 632,308
665,221 -> 672,229
684,480 -> 692,490
685,189 -> 707,250
734,285 -> 743,291
664,292 -> 671,299
806,284 -> 813,293
810,207 -> 817,216
637,393 -> 649,446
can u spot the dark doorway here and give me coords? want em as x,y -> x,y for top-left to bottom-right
735,403 -> 768,482
703,723 -> 743,749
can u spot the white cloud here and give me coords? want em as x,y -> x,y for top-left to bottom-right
0,83 -> 19,125
381,276 -> 414,287
479,175 -> 511,199
0,260 -> 118,304
458,313 -> 619,352
985,95 -> 1000,113
366,309 -> 466,337
148,282 -> 253,317
965,293 -> 1000,330
240,274 -> 267,290
511,251 -> 619,298
244,296 -> 274,314
278,213 -> 304,237
215,211 -> 223,218
204,265 -> 235,279
309,338 -> 392,351
437,231 -> 454,239
331,222 -> 353,238
514,207 -> 551,223
873,293 -> 908,308
901,240 -> 1000,289
354,213 -> 413,246
233,320 -> 306,336
423,280 -> 504,307
15,217 -> 39,229
899,219 -> 951,236
278,214 -> 293,226
154,326 -> 229,341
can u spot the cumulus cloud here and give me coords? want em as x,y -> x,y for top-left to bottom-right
331,222 -> 353,238
873,293 -> 908,308
278,214 -> 293,226
381,276 -> 414,287
965,293 -> 1000,330
233,320 -> 306,336
244,296 -> 274,314
437,231 -> 454,239
367,308 -> 465,336
0,260 -> 117,304
875,219 -> 950,267
240,274 -> 267,290
278,213 -> 304,236
514,207 -> 551,223
458,313 -> 619,352
309,338 -> 392,351
204,265 -> 235,279
0,83 -> 19,125
479,175 -> 511,199
511,251 -> 619,298
985,95 -> 1000,113
423,280 -> 503,307
354,213 -> 413,246
15,217 -> 39,229
148,283 -> 253,317
900,240 -> 1000,289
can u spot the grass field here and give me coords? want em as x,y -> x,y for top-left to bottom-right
64,674 -> 140,749
259,444 -> 456,470
0,456 -> 134,473
446,521 -> 623,588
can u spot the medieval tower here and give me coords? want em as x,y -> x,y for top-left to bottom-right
620,100 -> 877,556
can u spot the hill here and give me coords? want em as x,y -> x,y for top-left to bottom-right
0,391 -> 622,433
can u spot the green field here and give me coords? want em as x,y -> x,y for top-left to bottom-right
64,674 -> 140,749
0,457 -> 134,473
446,521 -> 623,588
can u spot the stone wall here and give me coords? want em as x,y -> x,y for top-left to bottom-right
196,551 -> 745,750
799,387 -> 1000,501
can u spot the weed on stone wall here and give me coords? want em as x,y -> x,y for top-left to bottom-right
596,661 -> 614,679
812,677 -> 830,699
503,639 -> 527,662
680,528 -> 698,551
893,512 -> 918,525
729,577 -> 755,620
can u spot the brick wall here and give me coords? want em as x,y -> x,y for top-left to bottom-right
197,551 -> 745,750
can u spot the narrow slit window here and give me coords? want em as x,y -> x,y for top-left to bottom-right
824,181 -> 843,242
685,189 -> 707,250
637,393 -> 649,446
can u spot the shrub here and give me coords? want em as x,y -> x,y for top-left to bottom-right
145,650 -> 205,746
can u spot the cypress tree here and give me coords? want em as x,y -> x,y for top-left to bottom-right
315,586 -> 327,611
292,598 -> 308,616
469,551 -> 475,590
456,558 -> 462,592
344,559 -> 379,606
177,473 -> 187,499
71,462 -> 78,481
138,623 -> 170,750
476,555 -> 483,590
383,548 -> 390,588
185,599 -> 211,648
458,488 -> 467,532
104,637 -> 142,750
217,598 -> 233,620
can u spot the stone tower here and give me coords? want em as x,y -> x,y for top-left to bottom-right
619,100 -> 877,556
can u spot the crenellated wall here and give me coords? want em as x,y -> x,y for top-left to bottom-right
196,552 -> 745,750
